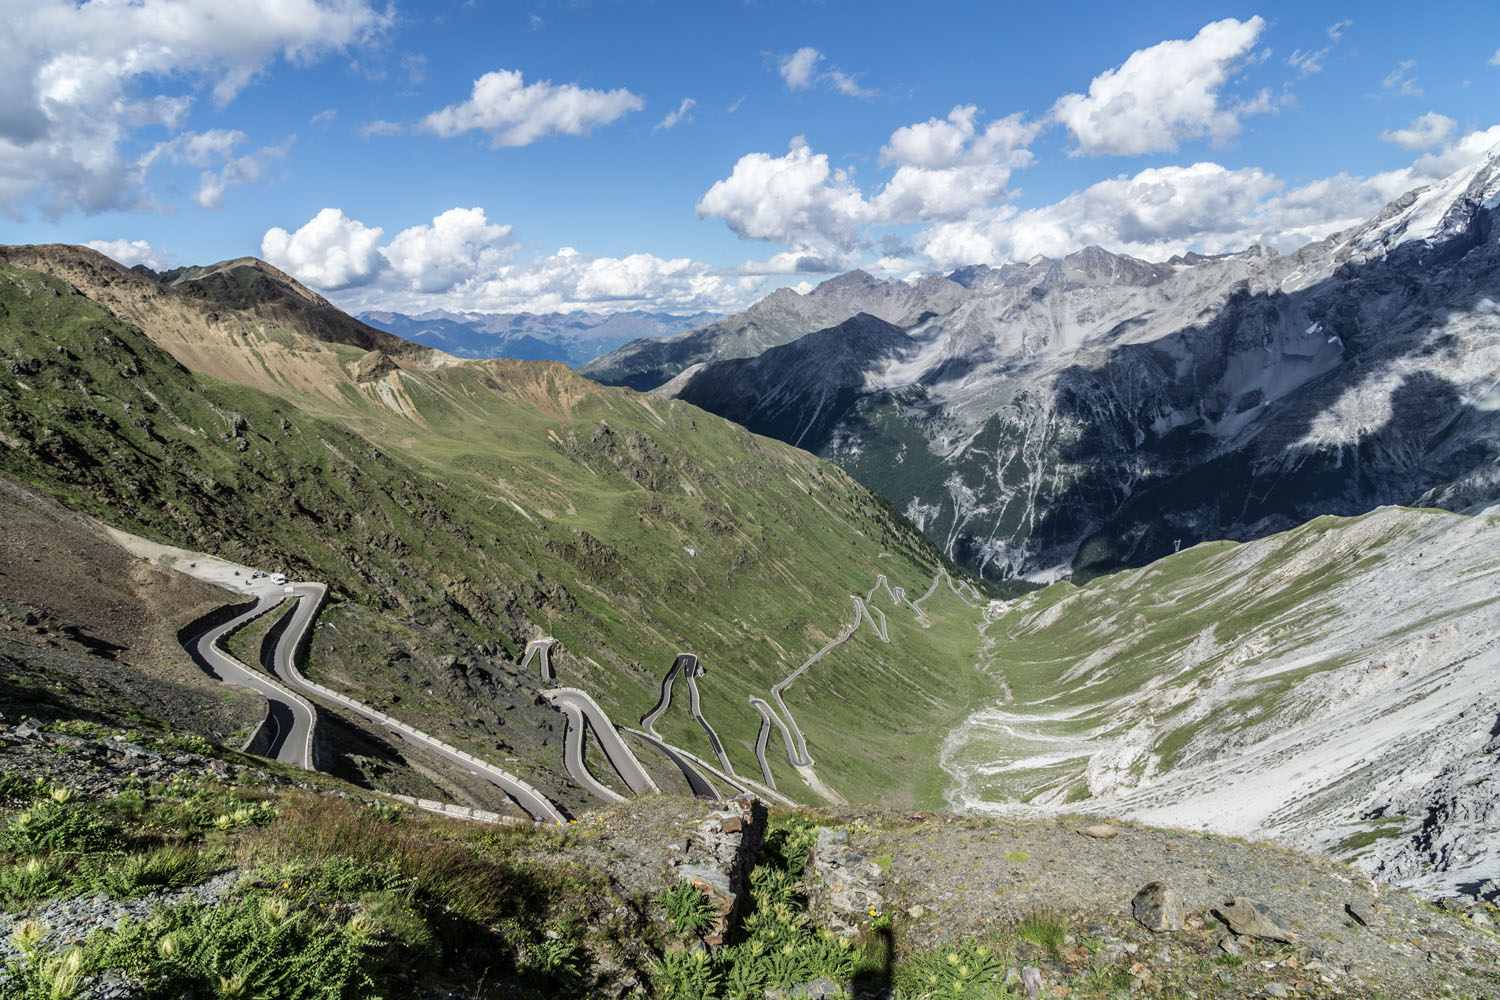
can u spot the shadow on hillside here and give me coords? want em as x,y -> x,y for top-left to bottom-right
851,924 -> 895,996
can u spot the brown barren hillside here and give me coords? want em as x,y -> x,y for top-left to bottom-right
0,244 -> 438,403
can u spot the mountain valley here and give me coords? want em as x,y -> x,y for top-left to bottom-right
359,308 -> 719,367
601,148 -> 1500,589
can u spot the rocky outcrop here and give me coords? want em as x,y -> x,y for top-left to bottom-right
670,795 -> 766,947
353,349 -> 399,383
803,826 -> 885,937
1214,897 -> 1296,943
1131,882 -> 1185,933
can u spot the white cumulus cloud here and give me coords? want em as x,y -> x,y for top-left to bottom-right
918,162 -> 1285,266
422,69 -> 643,147
872,107 -> 1039,223
915,126 -> 1500,269
697,109 -> 1042,270
0,0 -> 387,219
779,48 -> 823,89
84,238 -> 170,271
261,207 -> 386,290
1052,16 -> 1272,156
262,207 -> 762,315
380,207 -> 515,293
1382,112 -> 1457,151
695,137 -> 871,258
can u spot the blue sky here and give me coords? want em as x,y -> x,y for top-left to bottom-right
3,0 -> 1498,315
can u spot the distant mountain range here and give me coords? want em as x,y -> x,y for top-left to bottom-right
358,308 -> 719,367
587,144 -> 1500,583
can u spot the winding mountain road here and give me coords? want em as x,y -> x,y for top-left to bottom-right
623,727 -> 795,807
762,595 -> 886,769
520,637 -> 557,682
749,572 -> 962,795
641,653 -> 735,774
544,687 -> 660,801
186,582 -> 567,825
187,589 -> 317,769
627,731 -> 721,799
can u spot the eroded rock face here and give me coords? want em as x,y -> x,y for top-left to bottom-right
1131,882 -> 1185,933
804,827 -> 885,937
672,795 -> 766,947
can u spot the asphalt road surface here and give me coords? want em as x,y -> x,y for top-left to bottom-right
545,687 -> 660,800
188,589 -> 317,769
189,583 -> 567,825
520,638 -> 557,682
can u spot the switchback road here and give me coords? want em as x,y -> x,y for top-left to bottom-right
544,687 -> 660,801
520,637 -> 557,681
188,589 -> 317,769
641,653 -> 735,775
188,582 -> 567,825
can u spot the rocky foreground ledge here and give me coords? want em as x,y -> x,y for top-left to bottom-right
1,718 -> 1497,999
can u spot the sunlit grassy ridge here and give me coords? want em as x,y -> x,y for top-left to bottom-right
0,259 -> 993,806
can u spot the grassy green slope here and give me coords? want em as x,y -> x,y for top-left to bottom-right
0,261 -> 993,807
944,503 -> 1498,826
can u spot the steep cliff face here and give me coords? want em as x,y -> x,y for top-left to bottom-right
580,269 -> 968,391
660,148 -> 1500,581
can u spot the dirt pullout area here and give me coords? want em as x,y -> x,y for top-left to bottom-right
0,473 -> 264,742
846,808 -> 1498,1000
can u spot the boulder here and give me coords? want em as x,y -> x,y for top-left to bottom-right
1214,897 -> 1296,943
1077,824 -> 1120,839
1131,882 -> 1185,932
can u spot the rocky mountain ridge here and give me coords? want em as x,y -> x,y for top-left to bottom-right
579,269 -> 967,391
649,143 -> 1500,582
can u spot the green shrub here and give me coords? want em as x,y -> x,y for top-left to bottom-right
91,896 -> 383,1000
762,818 -> 819,874
650,949 -> 721,1000
0,856 -> 71,907
894,939 -> 1005,999
87,845 -> 218,899
1014,910 -> 1068,956
2,801 -> 122,856
158,732 -> 215,756
658,880 -> 714,936
0,771 -> 46,806
0,943 -> 88,1000
520,936 -> 582,983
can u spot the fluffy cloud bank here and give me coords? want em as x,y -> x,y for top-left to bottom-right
422,70 -> 643,147
695,107 -> 1041,272
700,114 -> 1500,274
700,15 -> 1500,277
1052,16 -> 1272,156
262,207 -> 758,314
917,126 -> 1500,267
1381,112 -> 1457,151
0,0 -> 386,218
